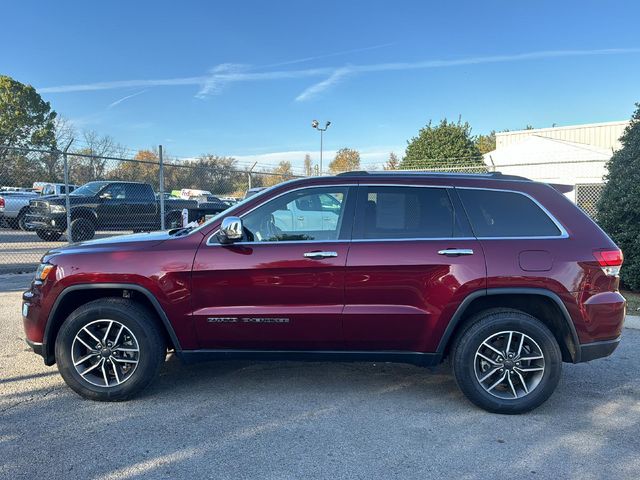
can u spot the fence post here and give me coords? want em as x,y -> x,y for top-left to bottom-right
159,145 -> 165,230
62,140 -> 74,243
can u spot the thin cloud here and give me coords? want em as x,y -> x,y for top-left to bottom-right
39,47 -> 640,101
258,42 -> 395,69
107,89 -> 148,109
295,67 -> 352,102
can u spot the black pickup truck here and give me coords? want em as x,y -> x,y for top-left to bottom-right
26,181 -> 228,242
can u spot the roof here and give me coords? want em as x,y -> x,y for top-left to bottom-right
335,170 -> 532,182
484,135 -> 612,166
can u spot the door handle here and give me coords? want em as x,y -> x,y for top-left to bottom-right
438,248 -> 474,256
303,251 -> 338,259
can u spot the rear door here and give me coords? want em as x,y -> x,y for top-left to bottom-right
191,185 -> 355,350
343,184 -> 486,352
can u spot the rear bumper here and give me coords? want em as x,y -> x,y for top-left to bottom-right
577,336 -> 621,362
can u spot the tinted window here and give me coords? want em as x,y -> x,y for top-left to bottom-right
124,183 -> 153,199
458,189 -> 562,237
355,186 -> 454,239
242,187 -> 350,242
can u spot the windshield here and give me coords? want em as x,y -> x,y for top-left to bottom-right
71,181 -> 109,197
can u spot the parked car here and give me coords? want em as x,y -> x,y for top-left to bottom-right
22,171 -> 625,413
25,181 -> 228,242
0,190 -> 39,230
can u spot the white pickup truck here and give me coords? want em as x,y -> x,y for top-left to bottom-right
0,191 -> 39,230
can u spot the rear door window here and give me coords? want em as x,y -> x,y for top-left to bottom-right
353,186 -> 455,239
457,188 -> 562,238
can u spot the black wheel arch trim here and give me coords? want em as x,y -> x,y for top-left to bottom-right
436,287 -> 582,363
42,283 -> 182,365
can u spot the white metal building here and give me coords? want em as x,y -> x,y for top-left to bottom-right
483,121 -> 629,214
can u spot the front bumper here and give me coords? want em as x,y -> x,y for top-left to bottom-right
25,338 -> 44,357
25,213 -> 66,231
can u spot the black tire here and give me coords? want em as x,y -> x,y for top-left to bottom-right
55,298 -> 166,401
451,308 -> 562,414
17,208 -> 30,231
36,229 -> 63,241
70,217 -> 95,242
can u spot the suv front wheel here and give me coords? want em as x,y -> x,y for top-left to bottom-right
55,298 -> 165,401
452,309 -> 562,414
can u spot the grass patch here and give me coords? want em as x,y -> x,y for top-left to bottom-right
622,290 -> 640,315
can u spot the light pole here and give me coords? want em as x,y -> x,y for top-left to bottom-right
312,120 -> 331,174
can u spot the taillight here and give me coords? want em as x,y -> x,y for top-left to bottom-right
593,249 -> 623,277
0,197 -> 4,209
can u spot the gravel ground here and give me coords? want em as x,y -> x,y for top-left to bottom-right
1,274 -> 639,480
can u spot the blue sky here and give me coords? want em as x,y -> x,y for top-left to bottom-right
2,1 -> 639,171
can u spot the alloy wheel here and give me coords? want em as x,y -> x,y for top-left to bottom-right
474,330 -> 545,400
71,319 -> 140,387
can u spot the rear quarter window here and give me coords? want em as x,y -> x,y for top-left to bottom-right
457,188 -> 563,238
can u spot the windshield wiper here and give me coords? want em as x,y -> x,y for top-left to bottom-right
168,226 -> 194,236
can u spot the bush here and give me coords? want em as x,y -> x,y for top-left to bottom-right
597,103 -> 640,290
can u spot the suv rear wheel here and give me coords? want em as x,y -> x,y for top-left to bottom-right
55,298 -> 165,401
451,309 -> 562,414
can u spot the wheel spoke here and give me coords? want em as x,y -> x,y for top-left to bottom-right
505,331 -> 513,356
482,342 -> 504,357
76,336 -> 95,351
112,324 -> 125,347
101,361 -> 109,387
507,372 -> 518,398
516,333 -> 525,357
111,359 -> 121,384
80,358 -> 103,377
478,367 -> 501,383
477,352 -> 500,366
513,369 -> 529,394
102,320 -> 113,343
515,366 -> 544,373
112,357 -> 138,365
486,372 -> 507,392
82,326 -> 101,345
74,353 -> 98,366
519,355 -> 544,362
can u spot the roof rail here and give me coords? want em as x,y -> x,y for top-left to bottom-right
335,170 -> 532,181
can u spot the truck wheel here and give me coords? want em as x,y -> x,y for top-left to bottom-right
451,308 -> 562,414
36,229 -> 63,241
17,208 -> 30,231
55,298 -> 166,401
70,218 -> 95,242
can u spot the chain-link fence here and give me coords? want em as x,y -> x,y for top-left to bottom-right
0,144 -> 301,273
0,144 -> 609,274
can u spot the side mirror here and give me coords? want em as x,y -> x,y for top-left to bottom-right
218,216 -> 243,244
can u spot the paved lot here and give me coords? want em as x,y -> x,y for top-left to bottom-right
0,229 -> 132,273
1,274 -> 639,479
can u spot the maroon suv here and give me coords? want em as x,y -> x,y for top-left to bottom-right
21,172 -> 626,413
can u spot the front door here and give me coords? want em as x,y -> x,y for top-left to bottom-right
191,185 -> 355,350
343,184 -> 486,352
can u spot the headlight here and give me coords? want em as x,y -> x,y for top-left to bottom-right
35,263 -> 54,281
50,204 -> 66,213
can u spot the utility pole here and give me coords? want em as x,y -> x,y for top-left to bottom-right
311,120 -> 331,174
62,139 -> 74,243
159,145 -> 165,230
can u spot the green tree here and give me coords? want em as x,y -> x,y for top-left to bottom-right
0,75 -> 57,157
597,103 -> 640,290
476,131 -> 496,154
329,148 -> 360,173
400,118 -> 484,170
384,152 -> 400,170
